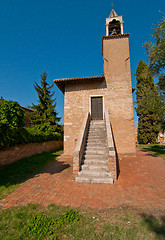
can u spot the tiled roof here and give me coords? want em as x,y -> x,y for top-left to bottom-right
54,75 -> 104,83
102,33 -> 129,39
21,106 -> 35,112
54,75 -> 105,93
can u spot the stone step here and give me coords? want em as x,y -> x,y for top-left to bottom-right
89,126 -> 105,129
81,164 -> 109,171
90,121 -> 105,125
89,126 -> 106,129
75,175 -> 113,184
87,137 -> 106,141
87,138 -> 106,142
87,131 -> 106,135
83,159 -> 108,165
88,129 -> 106,132
87,136 -> 106,141
88,127 -> 106,132
84,149 -> 108,155
84,154 -> 107,158
76,119 -> 114,184
86,143 -> 106,147
83,154 -> 108,159
89,130 -> 106,133
88,126 -> 106,132
88,133 -> 106,137
78,169 -> 111,177
86,145 -> 107,150
86,144 -> 107,148
89,124 -> 103,127
85,146 -> 107,151
85,140 -> 107,147
87,133 -> 106,137
87,140 -> 106,144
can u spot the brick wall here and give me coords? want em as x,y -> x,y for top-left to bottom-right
64,80 -> 107,155
64,34 -> 136,157
0,140 -> 63,166
102,35 -> 136,156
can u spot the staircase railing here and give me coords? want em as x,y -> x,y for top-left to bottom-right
105,110 -> 117,179
73,112 -> 91,175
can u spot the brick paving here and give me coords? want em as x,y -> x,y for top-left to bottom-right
0,149 -> 165,210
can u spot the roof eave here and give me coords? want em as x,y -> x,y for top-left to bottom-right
54,75 -> 105,93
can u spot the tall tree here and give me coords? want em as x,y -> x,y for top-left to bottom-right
144,16 -> 165,92
30,71 -> 60,126
136,60 -> 165,144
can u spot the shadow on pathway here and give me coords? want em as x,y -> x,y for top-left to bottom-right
1,149 -> 165,211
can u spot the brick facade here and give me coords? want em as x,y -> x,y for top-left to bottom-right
64,78 -> 107,155
102,34 -> 136,156
55,34 -> 136,158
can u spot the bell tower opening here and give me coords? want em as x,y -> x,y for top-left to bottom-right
109,19 -> 121,35
105,9 -> 124,36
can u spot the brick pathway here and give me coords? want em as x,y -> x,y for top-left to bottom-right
1,149 -> 165,210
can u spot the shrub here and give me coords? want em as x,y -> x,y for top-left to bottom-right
27,124 -> 62,143
0,99 -> 25,128
0,124 -> 62,150
0,124 -> 30,149
0,99 -> 63,150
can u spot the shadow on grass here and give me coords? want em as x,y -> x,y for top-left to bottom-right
0,148 -> 70,199
139,144 -> 165,158
141,213 -> 165,239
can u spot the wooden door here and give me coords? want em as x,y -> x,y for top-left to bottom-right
91,97 -> 103,120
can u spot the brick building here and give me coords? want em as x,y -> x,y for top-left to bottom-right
54,9 -> 136,183
21,106 -> 34,128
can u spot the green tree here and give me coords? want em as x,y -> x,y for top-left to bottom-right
0,99 -> 25,128
136,60 -> 165,144
144,16 -> 165,92
29,72 -> 60,126
136,60 -> 155,101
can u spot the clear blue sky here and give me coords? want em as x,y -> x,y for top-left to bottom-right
0,0 -> 164,126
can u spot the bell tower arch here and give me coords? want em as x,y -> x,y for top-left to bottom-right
105,9 -> 124,36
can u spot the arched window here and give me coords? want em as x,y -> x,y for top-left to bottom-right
109,19 -> 121,35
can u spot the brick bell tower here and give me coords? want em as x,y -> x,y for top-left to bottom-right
102,9 -> 136,156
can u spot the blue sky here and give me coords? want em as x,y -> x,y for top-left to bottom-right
0,0 -> 164,126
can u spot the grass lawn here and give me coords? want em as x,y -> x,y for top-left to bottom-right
0,149 -> 63,200
137,144 -> 165,159
0,204 -> 165,240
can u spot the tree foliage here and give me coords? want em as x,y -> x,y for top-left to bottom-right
144,16 -> 165,92
29,72 -> 60,126
0,98 -> 25,128
136,60 -> 165,144
136,60 -> 155,101
0,97 -> 62,150
0,122 -> 62,150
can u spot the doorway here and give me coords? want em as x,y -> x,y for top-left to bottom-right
91,96 -> 103,120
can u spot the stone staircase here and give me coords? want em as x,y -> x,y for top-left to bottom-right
75,120 -> 114,184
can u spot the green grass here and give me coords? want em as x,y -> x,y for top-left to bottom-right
0,149 -> 63,200
137,144 -> 165,158
0,204 -> 164,240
